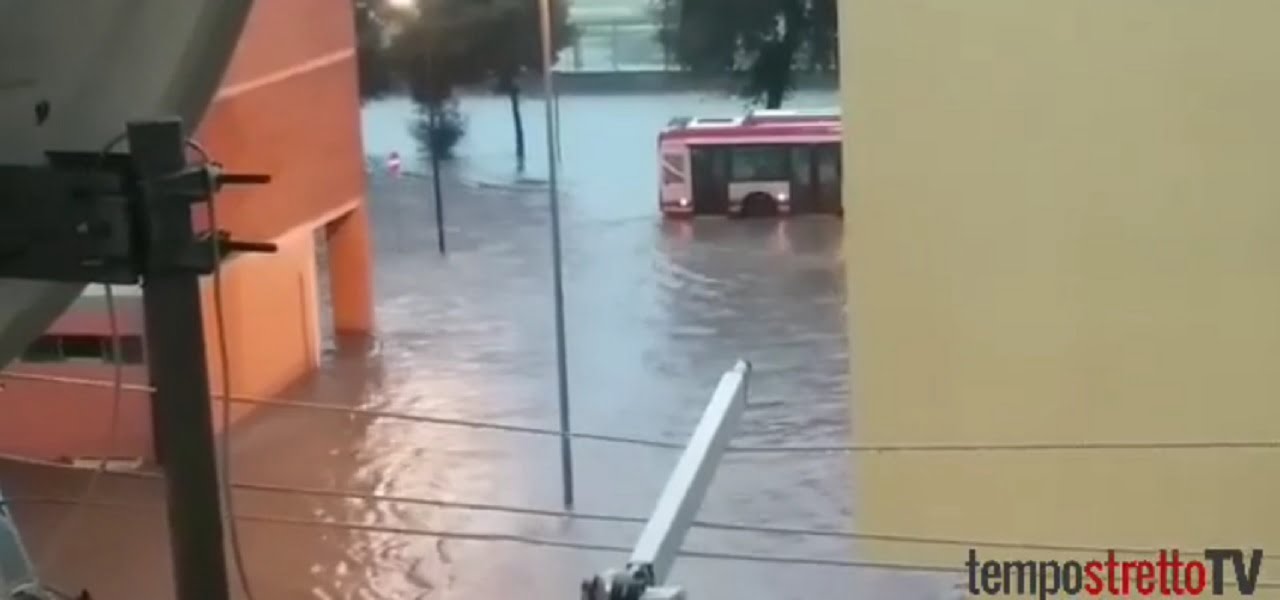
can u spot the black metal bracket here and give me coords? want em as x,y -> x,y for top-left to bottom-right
0,119 -> 277,600
0,124 -> 274,285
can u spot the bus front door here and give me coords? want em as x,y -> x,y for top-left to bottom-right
690,146 -> 729,214
789,145 -> 816,214
815,143 -> 842,215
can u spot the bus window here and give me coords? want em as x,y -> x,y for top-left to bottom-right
730,146 -> 789,181
817,145 -> 839,184
661,153 -> 685,184
815,143 -> 842,212
790,146 -> 813,185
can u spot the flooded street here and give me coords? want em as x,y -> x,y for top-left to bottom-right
4,91 -> 874,599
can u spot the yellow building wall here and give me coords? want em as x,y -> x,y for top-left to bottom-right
842,0 -> 1280,593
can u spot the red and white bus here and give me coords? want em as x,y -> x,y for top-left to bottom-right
658,108 -> 842,217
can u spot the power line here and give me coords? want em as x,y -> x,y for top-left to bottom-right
9,494 -> 1280,589
224,480 -> 1280,563
31,133 -> 132,592
724,440 -> 1280,453
4,452 -> 1277,567
0,494 -> 959,575
35,284 -> 126,575
4,372 -> 1280,455
0,371 -> 683,450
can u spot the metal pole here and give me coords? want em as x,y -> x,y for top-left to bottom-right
429,108 -> 447,256
131,120 -> 232,600
539,0 -> 575,510
554,83 -> 563,163
580,361 -> 751,600
629,361 -> 750,585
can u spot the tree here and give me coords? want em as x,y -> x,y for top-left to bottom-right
468,0 -> 575,170
389,0 -> 487,156
659,0 -> 837,109
353,0 -> 398,102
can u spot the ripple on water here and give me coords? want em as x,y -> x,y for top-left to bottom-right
36,91 -> 881,600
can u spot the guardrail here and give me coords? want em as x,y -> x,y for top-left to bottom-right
581,359 -> 751,600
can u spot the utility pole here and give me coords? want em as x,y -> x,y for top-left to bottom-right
539,0 -> 574,510
0,118 -> 273,600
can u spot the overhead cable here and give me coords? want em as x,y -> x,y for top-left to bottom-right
33,130 -> 132,584
10,493 -> 1280,589
2,494 -> 959,575
3,452 -> 1276,565
4,371 -> 1279,455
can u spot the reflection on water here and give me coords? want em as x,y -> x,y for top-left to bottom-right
3,92 -> 869,599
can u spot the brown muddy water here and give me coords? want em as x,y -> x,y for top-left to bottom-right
0,92 -> 919,599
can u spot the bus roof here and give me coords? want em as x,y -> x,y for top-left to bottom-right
659,107 -> 841,144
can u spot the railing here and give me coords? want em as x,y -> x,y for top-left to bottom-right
559,16 -> 674,73
581,360 -> 751,600
0,488 -> 38,598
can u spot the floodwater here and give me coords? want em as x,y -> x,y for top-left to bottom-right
0,92 -> 935,599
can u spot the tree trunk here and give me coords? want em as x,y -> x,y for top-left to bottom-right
765,84 -> 785,109
763,0 -> 804,109
759,42 -> 792,109
507,80 -> 526,171
428,106 -> 447,254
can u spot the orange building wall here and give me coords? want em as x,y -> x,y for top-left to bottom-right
0,0 -> 371,463
200,228 -> 323,431
0,230 -> 325,461
0,365 -> 151,461
194,0 -> 370,432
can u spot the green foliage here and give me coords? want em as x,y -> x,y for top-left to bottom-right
388,0 -> 489,108
354,0 -> 576,163
376,0 -> 575,102
411,101 -> 468,159
658,0 -> 838,108
353,1 -> 397,101
469,0 -> 576,87
466,0 -> 575,166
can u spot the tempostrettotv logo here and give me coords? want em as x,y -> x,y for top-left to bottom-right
966,549 -> 1264,598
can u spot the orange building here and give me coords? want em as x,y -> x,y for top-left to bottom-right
0,0 -> 373,464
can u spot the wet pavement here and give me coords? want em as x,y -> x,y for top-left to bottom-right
0,91 -> 892,599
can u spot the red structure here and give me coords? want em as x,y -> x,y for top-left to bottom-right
0,0 -> 374,464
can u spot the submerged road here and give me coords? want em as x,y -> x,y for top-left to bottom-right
0,92 -> 948,599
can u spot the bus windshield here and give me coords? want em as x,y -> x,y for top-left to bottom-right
730,146 -> 789,181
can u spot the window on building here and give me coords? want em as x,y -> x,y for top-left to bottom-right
107,337 -> 145,364
18,334 -> 145,365
61,335 -> 106,361
21,336 -> 62,363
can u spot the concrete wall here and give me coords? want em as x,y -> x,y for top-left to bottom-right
842,0 -> 1280,593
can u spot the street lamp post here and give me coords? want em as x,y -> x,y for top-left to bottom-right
539,0 -> 575,510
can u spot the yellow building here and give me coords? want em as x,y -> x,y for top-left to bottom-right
841,2 -> 1280,597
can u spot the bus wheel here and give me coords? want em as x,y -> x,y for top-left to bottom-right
740,192 -> 779,218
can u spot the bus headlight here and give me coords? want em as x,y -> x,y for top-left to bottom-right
678,197 -> 690,207
776,193 -> 789,202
